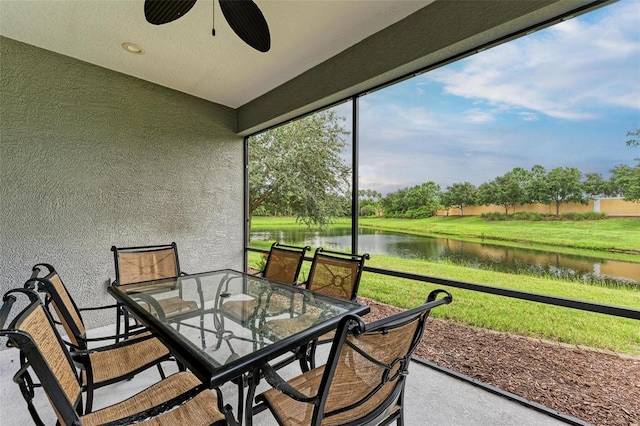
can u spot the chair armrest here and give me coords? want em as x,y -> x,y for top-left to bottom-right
56,326 -> 147,351
81,325 -> 147,344
98,385 -> 238,426
261,363 -> 316,403
71,332 -> 157,358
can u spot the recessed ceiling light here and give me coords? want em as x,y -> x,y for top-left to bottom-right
122,42 -> 145,55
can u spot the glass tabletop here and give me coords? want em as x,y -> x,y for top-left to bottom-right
108,269 -> 369,387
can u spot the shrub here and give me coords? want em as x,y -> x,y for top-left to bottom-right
512,212 -> 545,221
482,211 -> 606,221
481,212 -> 508,221
560,212 -> 606,221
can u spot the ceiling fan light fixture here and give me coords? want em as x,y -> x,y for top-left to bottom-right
122,42 -> 145,55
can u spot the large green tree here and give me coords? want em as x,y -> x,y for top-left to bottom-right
609,163 -> 640,202
248,110 -> 351,229
359,189 -> 382,217
478,168 -> 531,214
441,182 -> 477,216
582,172 -> 611,198
534,167 -> 587,216
381,182 -> 440,218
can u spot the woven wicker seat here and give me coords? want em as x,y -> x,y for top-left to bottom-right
111,242 -> 199,339
252,289 -> 453,426
258,312 -> 320,341
0,289 -> 238,426
24,263 -> 172,413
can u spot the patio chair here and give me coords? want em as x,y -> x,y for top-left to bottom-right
303,247 -> 370,302
111,242 -> 198,339
24,263 -> 173,412
261,247 -> 370,370
256,242 -> 311,284
219,242 -> 310,324
252,288 -> 452,426
0,289 -> 238,426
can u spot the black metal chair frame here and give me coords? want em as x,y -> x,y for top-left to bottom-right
111,242 -> 188,341
26,263 -> 147,350
252,289 -> 453,426
0,289 -> 238,426
255,242 -> 311,284
303,247 -> 370,303
301,247 -> 370,370
24,263 -> 173,412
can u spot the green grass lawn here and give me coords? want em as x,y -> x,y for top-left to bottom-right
362,255 -> 640,356
248,216 -> 640,355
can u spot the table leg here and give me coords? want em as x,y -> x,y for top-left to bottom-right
236,375 -> 245,424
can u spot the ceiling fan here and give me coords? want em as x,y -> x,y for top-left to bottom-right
144,0 -> 271,52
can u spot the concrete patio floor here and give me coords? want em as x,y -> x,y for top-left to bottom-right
0,331 -> 576,426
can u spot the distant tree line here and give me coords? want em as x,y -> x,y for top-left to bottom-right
368,162 -> 640,218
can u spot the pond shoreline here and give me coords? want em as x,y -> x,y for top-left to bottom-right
251,221 -> 640,286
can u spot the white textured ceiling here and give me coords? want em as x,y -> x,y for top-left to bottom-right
0,0 -> 433,108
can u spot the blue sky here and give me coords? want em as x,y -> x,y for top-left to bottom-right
348,0 -> 640,195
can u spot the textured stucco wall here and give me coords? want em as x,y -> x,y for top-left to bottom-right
0,37 -> 244,329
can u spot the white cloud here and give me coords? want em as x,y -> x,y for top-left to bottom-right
518,112 -> 538,121
463,109 -> 495,123
425,1 -> 640,120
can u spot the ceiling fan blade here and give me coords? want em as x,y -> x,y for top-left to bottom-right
219,0 -> 271,52
145,0 -> 197,25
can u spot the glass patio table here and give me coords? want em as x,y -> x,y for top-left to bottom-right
107,269 -> 370,424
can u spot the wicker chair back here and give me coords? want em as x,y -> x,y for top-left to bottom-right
1,292 -> 83,424
262,242 -> 310,285
111,243 -> 181,285
24,264 -> 87,348
306,248 -> 369,302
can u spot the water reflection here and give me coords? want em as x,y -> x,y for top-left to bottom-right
251,227 -> 640,288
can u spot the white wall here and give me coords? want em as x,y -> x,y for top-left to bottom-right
0,37 -> 245,328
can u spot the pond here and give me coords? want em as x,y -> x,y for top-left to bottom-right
251,227 -> 640,288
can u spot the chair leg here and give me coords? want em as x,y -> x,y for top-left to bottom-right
85,385 -> 94,413
176,358 -> 186,371
396,386 -> 406,426
307,340 -> 318,370
244,369 -> 260,426
200,313 -> 206,349
115,306 -> 121,343
157,363 -> 166,380
115,305 -> 122,343
236,377 -> 245,424
297,343 -> 311,372
83,368 -> 95,413
123,309 -> 131,340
